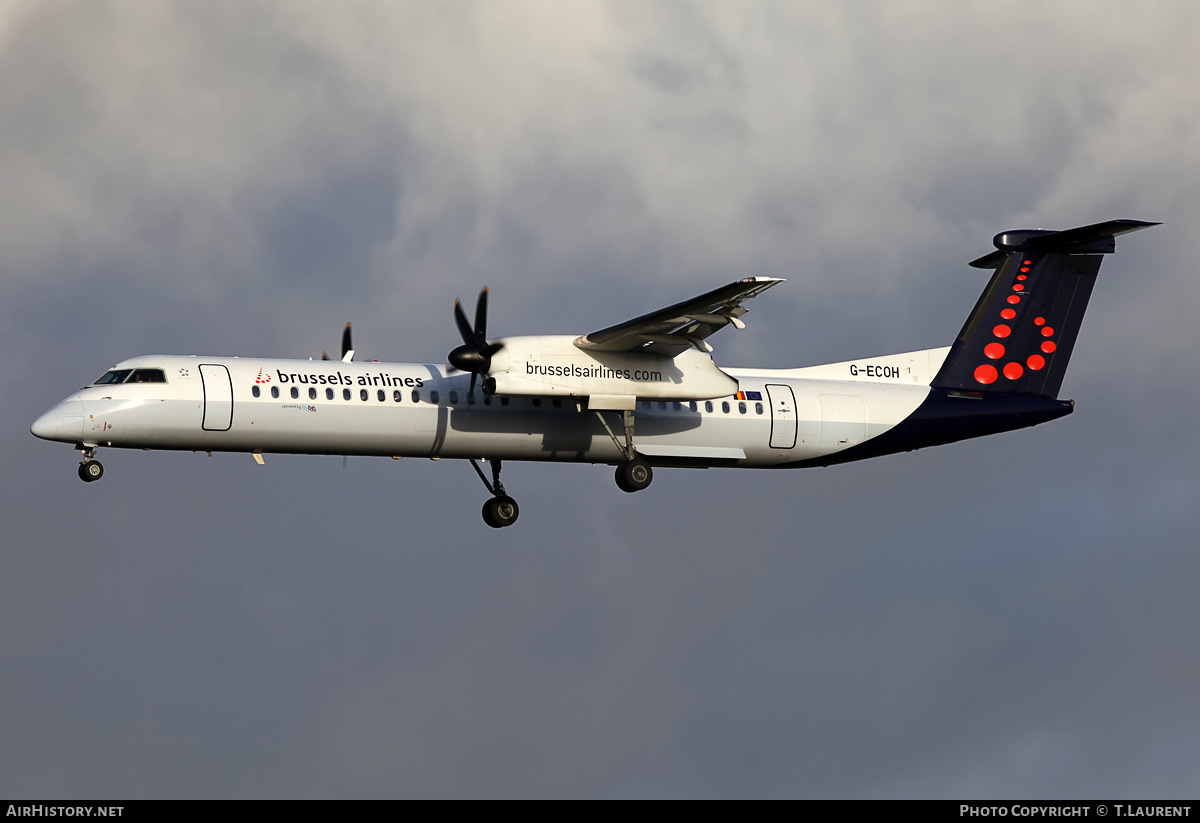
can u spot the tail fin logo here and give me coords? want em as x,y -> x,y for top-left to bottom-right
932,219 -> 1155,397
972,257 -> 1057,387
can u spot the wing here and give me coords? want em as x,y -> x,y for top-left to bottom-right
573,277 -> 785,356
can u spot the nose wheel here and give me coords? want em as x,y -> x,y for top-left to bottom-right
78,449 -> 104,483
470,458 -> 520,528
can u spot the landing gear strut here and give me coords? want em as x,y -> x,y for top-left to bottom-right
596,409 -> 655,493
471,458 -> 519,528
78,448 -> 103,483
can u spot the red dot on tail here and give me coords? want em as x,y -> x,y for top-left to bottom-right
984,342 -> 1005,359
1003,362 -> 1024,380
993,324 -> 1011,338
1027,354 -> 1045,370
1001,308 -> 1016,320
1034,317 -> 1045,325
1042,327 -> 1055,337
1012,284 -> 1024,291
1007,295 -> 1021,304
1042,340 -> 1057,353
975,364 -> 998,384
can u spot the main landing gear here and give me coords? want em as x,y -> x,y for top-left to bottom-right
615,457 -> 653,493
595,409 -> 655,494
77,448 -> 103,483
470,458 -> 519,528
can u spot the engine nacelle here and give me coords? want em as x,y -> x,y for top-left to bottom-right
486,335 -> 737,401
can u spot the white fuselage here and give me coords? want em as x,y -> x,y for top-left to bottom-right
32,348 -> 951,468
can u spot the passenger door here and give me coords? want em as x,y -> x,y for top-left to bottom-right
199,364 -> 233,431
766,384 -> 797,449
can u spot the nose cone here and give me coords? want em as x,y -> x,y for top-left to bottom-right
31,407 -> 60,440
31,396 -> 85,442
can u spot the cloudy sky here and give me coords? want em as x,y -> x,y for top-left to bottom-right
3,0 -> 1199,798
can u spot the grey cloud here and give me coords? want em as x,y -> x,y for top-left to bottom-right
3,0 -> 1199,799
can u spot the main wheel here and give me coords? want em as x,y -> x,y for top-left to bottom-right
615,457 -> 652,493
482,496 -> 520,528
78,460 -> 104,483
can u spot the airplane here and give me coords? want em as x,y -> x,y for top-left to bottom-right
31,219 -> 1156,527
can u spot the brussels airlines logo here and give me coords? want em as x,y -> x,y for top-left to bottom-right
275,369 -> 424,388
255,368 -> 271,384
525,362 -> 663,382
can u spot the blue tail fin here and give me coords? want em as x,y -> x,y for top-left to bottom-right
932,219 -> 1158,397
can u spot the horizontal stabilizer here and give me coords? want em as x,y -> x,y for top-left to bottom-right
970,219 -> 1159,268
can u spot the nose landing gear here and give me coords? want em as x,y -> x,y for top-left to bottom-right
78,448 -> 103,483
470,458 -> 519,528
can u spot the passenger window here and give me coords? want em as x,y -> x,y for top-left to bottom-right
252,385 -> 260,398
721,401 -> 729,413
411,389 -> 420,403
291,387 -> 299,399
343,388 -> 352,401
430,391 -> 440,404
360,389 -> 369,401
393,390 -> 402,402
673,402 -> 682,411
449,391 -> 459,405
689,401 -> 697,412
271,386 -> 280,399
309,388 -> 317,400
326,388 -> 334,400
705,401 -> 713,413
500,397 -> 509,406
467,392 -> 476,405
552,398 -> 562,408
756,402 -> 764,415
738,402 -> 746,414
377,389 -> 385,402
532,398 -> 541,407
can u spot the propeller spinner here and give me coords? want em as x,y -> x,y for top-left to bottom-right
448,287 -> 504,396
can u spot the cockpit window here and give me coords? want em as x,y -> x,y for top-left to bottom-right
93,368 -> 167,385
93,370 -> 132,385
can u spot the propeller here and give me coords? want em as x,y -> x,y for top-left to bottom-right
321,323 -> 354,472
322,323 -> 355,362
448,287 -> 504,396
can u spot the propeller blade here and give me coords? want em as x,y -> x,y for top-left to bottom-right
474,287 -> 489,343
321,351 -> 330,361
454,299 -> 473,345
341,323 -> 353,361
